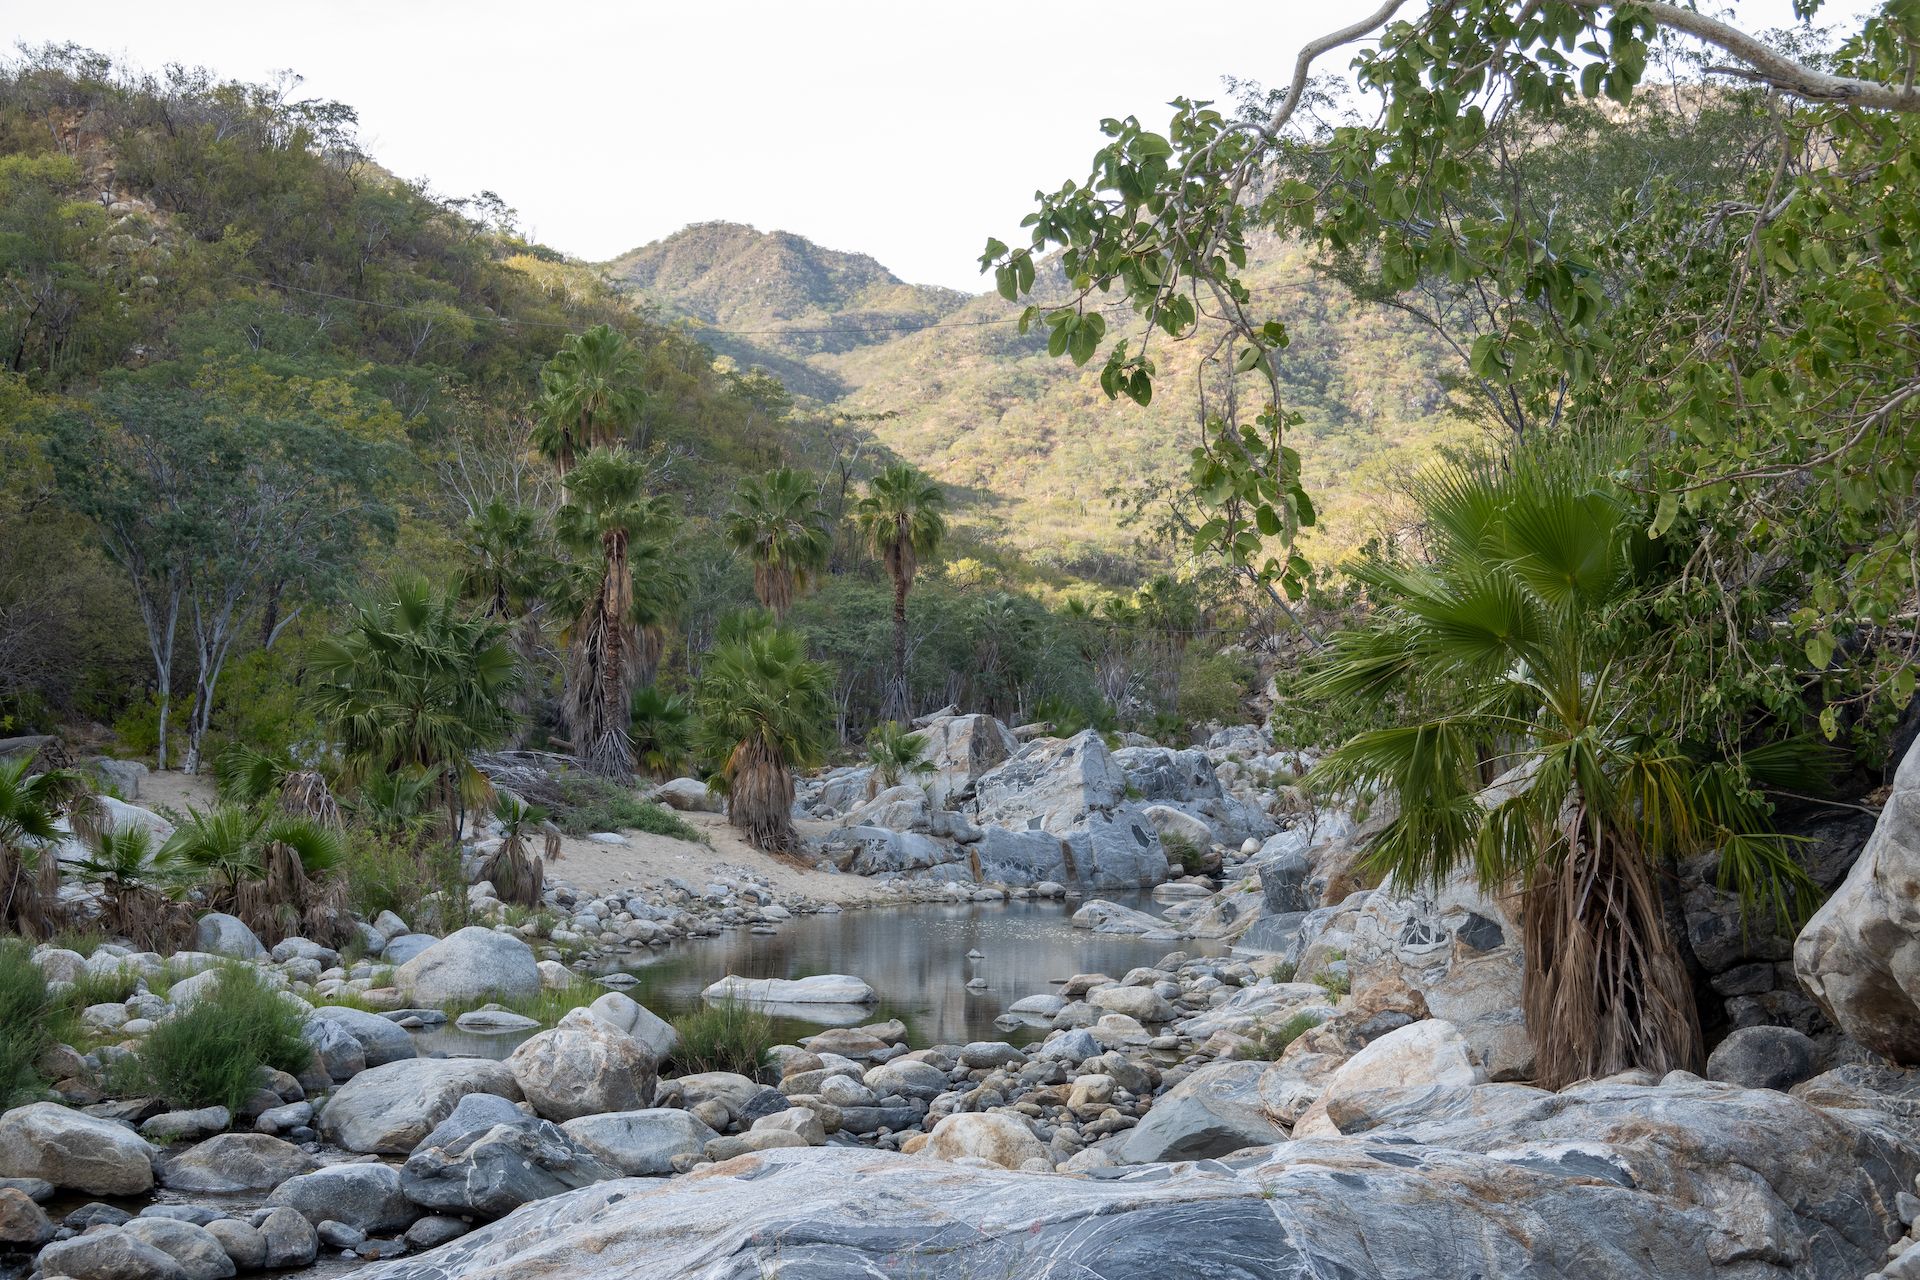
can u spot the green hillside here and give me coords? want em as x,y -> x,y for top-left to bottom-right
606,225 -> 1468,574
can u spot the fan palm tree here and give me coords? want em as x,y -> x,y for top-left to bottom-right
305,578 -> 520,832
531,324 -> 648,479
161,802 -> 346,943
72,823 -> 190,950
554,448 -> 679,776
864,720 -> 932,792
0,758 -> 84,939
460,498 -> 557,745
726,468 -> 831,620
1307,449 -> 1817,1089
630,685 -> 694,780
482,790 -> 546,909
854,464 -> 947,721
694,625 -> 834,852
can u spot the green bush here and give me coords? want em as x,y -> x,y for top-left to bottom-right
669,998 -> 775,1078
554,774 -> 702,842
341,831 -> 470,926
119,964 -> 311,1111
1160,831 -> 1207,876
1177,650 -> 1256,730
0,942 -> 59,1106
1242,1010 -> 1323,1061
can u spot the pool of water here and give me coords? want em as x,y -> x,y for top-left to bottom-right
419,892 -> 1221,1058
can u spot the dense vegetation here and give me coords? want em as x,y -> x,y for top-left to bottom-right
989,1 -> 1919,1085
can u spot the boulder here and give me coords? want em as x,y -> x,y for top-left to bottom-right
0,1102 -> 154,1195
1111,1060 -> 1287,1162
507,1009 -> 659,1122
1087,985 -> 1174,1023
653,778 -> 721,813
382,933 -> 440,965
403,1119 -> 619,1219
1292,1020 -> 1488,1138
349,1080 -> 1920,1280
1071,898 -> 1179,936
0,1186 -> 53,1246
158,1133 -> 318,1193
140,1106 -> 230,1142
703,974 -> 876,1005
302,1013 -> 367,1080
319,1057 -> 522,1154
393,926 -> 541,1005
825,826 -> 957,877
120,1217 -> 236,1280
559,1109 -> 718,1176
916,713 -> 1019,807
1705,1025 -> 1820,1092
971,730 -> 1126,835
204,1219 -> 265,1271
265,1162 -> 416,1233
193,912 -> 267,960
36,1231 -> 189,1280
837,785 -> 931,833
1794,735 -> 1920,1061
258,1206 -> 318,1268
310,1005 -> 417,1066
584,991 -> 677,1058
923,1112 -> 1049,1170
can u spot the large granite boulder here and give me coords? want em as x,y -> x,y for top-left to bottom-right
971,731 -> 1126,835
310,1004 -> 417,1067
0,1102 -> 154,1195
703,974 -> 876,1005
157,1133 -> 318,1193
265,1162 -> 416,1233
507,1009 -> 659,1122
559,1109 -> 718,1176
922,1113 -> 1048,1169
584,991 -> 678,1059
1110,1060 -> 1287,1162
353,1079 -> 1918,1280
825,826 -> 957,877
319,1057 -> 522,1154
393,926 -> 540,1005
194,912 -> 267,960
1795,736 -> 1920,1062
652,778 -> 721,813
918,714 -> 1019,808
835,785 -> 932,833
1071,898 -> 1181,937
36,1231 -> 188,1280
1290,1020 -> 1487,1137
403,1119 -> 618,1219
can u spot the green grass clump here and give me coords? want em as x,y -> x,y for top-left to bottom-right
341,833 -> 472,929
1313,970 -> 1352,999
117,964 -> 311,1111
1241,1010 -> 1324,1061
1265,959 -> 1298,983
0,942 -> 60,1106
1160,831 -> 1207,876
555,774 -> 703,843
669,998 -> 774,1078
433,981 -> 601,1028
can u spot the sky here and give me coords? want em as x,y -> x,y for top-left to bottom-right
8,0 -> 1861,291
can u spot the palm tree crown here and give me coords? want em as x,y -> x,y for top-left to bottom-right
532,324 -> 648,475
854,464 -> 946,720
694,624 -> 834,852
726,467 -> 831,619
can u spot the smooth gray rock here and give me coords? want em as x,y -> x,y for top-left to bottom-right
319,1057 -> 522,1154
311,1004 -> 417,1067
0,1102 -> 154,1195
405,1215 -> 472,1249
1795,734 -> 1920,1062
158,1133 -> 319,1193
1110,1060 -> 1287,1162
402,1119 -> 618,1219
382,933 -> 440,965
972,730 -> 1126,835
355,1078 -> 1918,1280
0,1186 -> 53,1246
266,1162 -> 416,1233
393,926 -> 540,1004
559,1110 -> 718,1176
506,1009 -> 658,1122
121,1217 -> 237,1280
206,1218 -> 266,1271
141,1106 -> 231,1142
414,1093 -> 533,1154
36,1230 -> 190,1280
194,912 -> 267,960
1707,1026 -> 1820,1092
702,974 -> 876,1005
302,1014 -> 367,1081
259,1206 -> 318,1268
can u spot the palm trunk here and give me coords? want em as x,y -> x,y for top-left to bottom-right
887,572 -> 909,722
728,736 -> 796,852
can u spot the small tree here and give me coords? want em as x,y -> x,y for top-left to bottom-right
854,464 -> 946,722
864,720 -> 931,792
160,803 -> 346,944
694,625 -> 833,852
630,685 -> 694,780
0,758 -> 83,939
532,324 -> 648,479
482,790 -> 546,909
726,467 -> 830,621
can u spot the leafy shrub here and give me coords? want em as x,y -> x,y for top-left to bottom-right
0,941 -> 58,1106
341,831 -> 470,926
1313,969 -> 1351,999
1241,1010 -> 1323,1061
669,998 -> 774,1078
629,685 -> 694,779
554,773 -> 702,842
1160,831 -> 1207,876
1177,650 -> 1256,730
864,720 -> 931,790
1265,959 -> 1298,983
118,964 -> 311,1111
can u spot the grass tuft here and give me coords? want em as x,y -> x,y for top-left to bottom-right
114,963 -> 311,1111
668,997 -> 775,1079
0,942 -> 59,1106
555,774 -> 704,843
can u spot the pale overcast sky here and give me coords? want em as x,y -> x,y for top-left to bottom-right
10,0 -> 1853,291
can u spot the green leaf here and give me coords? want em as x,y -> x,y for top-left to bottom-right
1805,632 -> 1835,670
1649,491 -> 1679,539
1819,706 -> 1838,741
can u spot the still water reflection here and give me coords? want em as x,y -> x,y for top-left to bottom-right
421,893 -> 1223,1058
